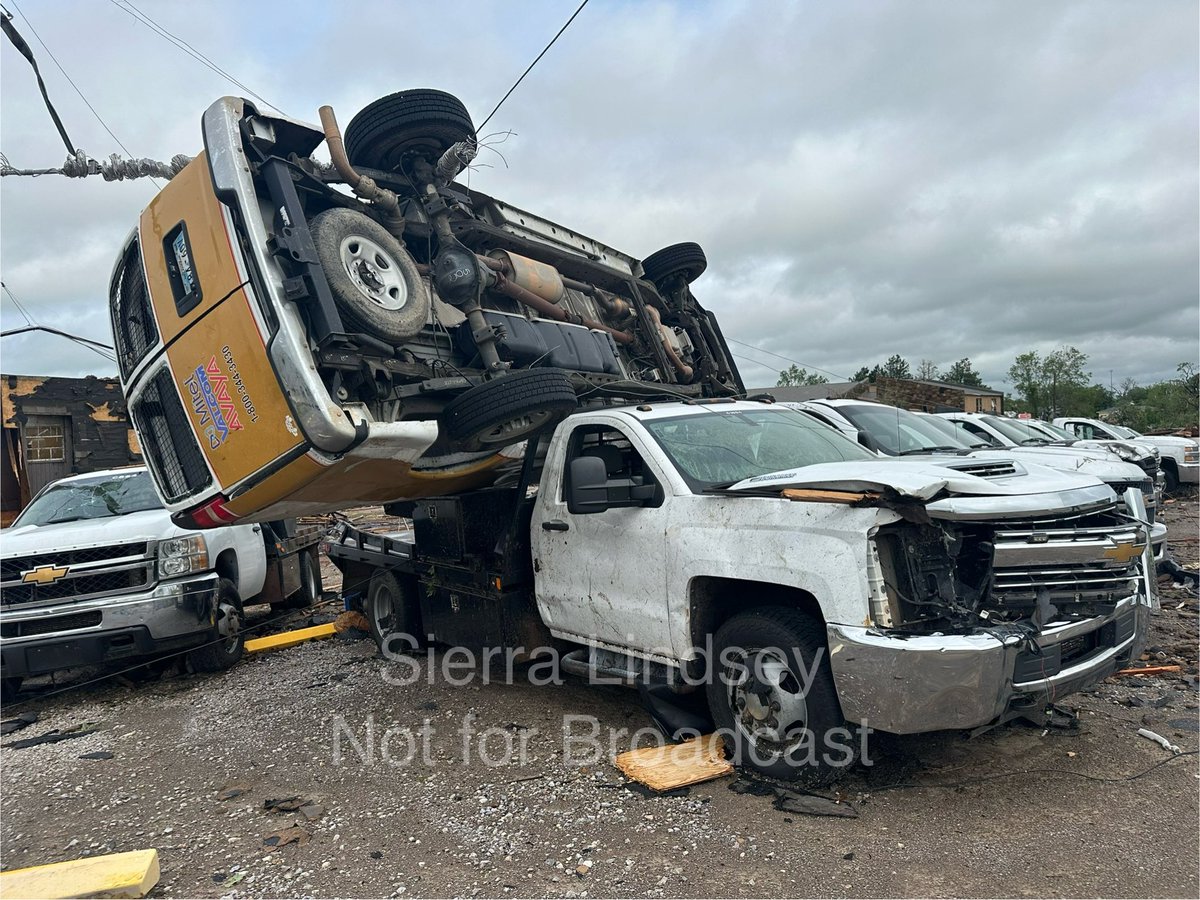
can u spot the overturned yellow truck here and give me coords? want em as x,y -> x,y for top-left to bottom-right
110,91 -> 741,528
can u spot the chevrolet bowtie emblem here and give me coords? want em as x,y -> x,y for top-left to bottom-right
1103,541 -> 1146,566
21,564 -> 70,585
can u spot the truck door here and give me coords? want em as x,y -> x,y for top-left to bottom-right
532,421 -> 673,655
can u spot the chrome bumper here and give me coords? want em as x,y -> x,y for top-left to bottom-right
0,574 -> 219,647
826,595 -> 1145,734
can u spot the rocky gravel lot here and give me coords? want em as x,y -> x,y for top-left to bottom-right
1,500 -> 1198,898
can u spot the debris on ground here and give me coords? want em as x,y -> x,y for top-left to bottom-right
5,724 -> 99,749
78,751 -> 115,760
613,733 -> 732,791
262,826 -> 311,851
1138,728 -> 1182,753
263,795 -> 313,813
1115,665 -> 1183,677
0,711 -> 38,735
728,777 -> 858,818
0,848 -> 159,899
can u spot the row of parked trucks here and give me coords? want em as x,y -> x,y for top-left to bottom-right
3,89 -> 1195,782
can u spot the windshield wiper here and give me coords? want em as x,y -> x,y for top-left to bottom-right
703,480 -> 742,493
899,445 -> 960,455
1020,438 -> 1051,446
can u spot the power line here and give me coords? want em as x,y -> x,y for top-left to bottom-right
6,0 -> 147,176
478,0 -> 591,131
1,324 -> 117,364
1,5 -> 75,154
106,0 -> 278,113
1,281 -> 35,326
725,337 -> 850,381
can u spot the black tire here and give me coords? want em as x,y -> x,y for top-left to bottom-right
1,677 -> 22,703
1163,463 -> 1180,495
188,579 -> 245,673
705,607 -> 852,785
366,570 -> 420,656
280,550 -> 322,611
441,369 -> 578,451
345,89 -> 476,174
310,208 -> 431,344
641,242 -> 708,286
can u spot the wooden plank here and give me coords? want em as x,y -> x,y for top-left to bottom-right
781,488 -> 879,504
613,733 -> 732,791
0,849 -> 159,899
1114,664 -> 1182,677
244,623 -> 337,654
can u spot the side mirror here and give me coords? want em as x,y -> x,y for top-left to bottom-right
567,457 -> 657,515
857,431 -> 881,453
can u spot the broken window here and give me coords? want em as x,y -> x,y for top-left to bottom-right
25,424 -> 65,462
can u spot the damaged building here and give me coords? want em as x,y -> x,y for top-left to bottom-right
766,377 -> 1005,414
1,374 -> 142,525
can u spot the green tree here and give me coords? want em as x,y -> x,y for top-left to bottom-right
1006,346 -> 1090,417
944,357 -> 986,388
880,354 -> 911,379
776,364 -> 829,387
851,366 -> 871,381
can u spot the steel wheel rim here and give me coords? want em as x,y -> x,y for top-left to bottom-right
727,647 -> 810,758
216,599 -> 243,655
340,235 -> 409,310
370,584 -> 395,637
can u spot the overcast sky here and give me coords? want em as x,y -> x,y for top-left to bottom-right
2,0 -> 1196,391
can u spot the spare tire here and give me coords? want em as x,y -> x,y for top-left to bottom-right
441,369 -> 578,451
641,242 -> 708,286
310,207 -> 431,343
345,89 -> 476,174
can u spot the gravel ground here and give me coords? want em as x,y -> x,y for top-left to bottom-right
1,501 -> 1197,898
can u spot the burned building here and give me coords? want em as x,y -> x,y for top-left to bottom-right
1,374 -> 142,526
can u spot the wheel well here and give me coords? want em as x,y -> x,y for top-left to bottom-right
688,577 -> 825,651
214,550 -> 239,592
1162,457 -> 1178,473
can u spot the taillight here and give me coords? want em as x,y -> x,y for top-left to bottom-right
172,495 -> 239,529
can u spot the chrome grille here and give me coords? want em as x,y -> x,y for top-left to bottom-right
0,542 -> 155,607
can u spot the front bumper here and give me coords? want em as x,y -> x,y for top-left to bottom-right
1178,461 -> 1199,485
0,575 -> 219,678
826,595 -> 1145,734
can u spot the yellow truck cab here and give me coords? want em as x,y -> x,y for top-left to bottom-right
110,91 -> 741,527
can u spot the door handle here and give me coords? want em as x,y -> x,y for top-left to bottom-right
542,520 -> 569,532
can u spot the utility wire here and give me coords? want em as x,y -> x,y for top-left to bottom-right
1,281 -> 35,326
1,325 -> 117,364
105,0 -> 278,113
478,0 -> 591,131
0,5 -> 75,154
726,336 -> 850,382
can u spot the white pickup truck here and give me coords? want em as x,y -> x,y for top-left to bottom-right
1053,417 -> 1199,493
0,467 -> 321,698
325,400 -> 1153,783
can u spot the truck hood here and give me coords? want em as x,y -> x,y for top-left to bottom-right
727,458 -> 1116,520
1,509 -> 179,557
969,447 -> 1146,483
1136,435 -> 1199,451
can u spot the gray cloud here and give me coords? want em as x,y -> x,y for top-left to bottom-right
1,0 -> 1195,393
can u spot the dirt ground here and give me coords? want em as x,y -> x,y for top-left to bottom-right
1,500 -> 1197,899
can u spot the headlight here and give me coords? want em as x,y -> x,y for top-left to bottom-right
158,534 -> 209,578
1109,443 -> 1137,462
1185,446 -> 1199,464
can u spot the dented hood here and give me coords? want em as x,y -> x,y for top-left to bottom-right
728,458 -> 1118,519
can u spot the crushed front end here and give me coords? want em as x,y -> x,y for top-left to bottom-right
828,485 -> 1152,734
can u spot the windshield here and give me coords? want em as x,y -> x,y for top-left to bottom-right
1024,419 -> 1076,441
12,470 -> 162,527
1108,424 -> 1140,439
980,415 -> 1055,445
642,407 -> 875,491
833,404 -> 969,456
920,414 -> 989,448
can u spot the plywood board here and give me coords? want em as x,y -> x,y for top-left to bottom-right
613,733 -> 732,791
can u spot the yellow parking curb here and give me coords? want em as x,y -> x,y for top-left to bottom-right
245,623 -> 337,654
0,848 -> 159,899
